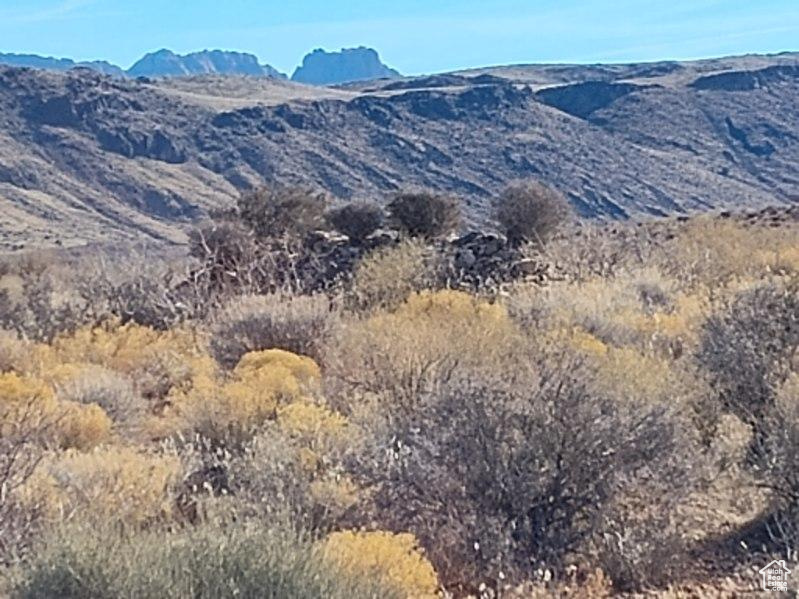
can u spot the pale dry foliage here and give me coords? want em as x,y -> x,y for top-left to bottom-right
349,238 -> 441,311
2,213 -> 798,598
326,289 -> 523,413
318,530 -> 439,598
208,292 -> 336,368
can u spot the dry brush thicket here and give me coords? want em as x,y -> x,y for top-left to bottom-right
0,183 -> 798,597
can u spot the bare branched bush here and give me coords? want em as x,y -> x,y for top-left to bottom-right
190,218 -> 341,297
326,201 -> 384,243
743,375 -> 799,559
237,185 -> 328,240
189,220 -> 266,295
75,251 -> 204,330
0,398 -> 54,565
494,181 -> 572,246
0,255 -> 94,342
209,293 -> 337,368
697,278 -> 799,433
531,222 -> 665,283
387,191 -> 461,239
349,359 -> 689,592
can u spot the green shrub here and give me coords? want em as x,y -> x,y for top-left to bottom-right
12,523 -> 403,599
387,191 -> 461,239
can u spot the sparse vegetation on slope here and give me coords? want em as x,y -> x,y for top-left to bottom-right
0,194 -> 797,597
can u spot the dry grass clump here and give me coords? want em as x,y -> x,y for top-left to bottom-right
225,424 -> 358,534
12,522 -> 403,599
208,293 -> 336,368
660,217 -> 799,290
54,366 -> 143,433
31,447 -> 180,527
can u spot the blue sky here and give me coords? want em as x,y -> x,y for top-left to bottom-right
0,0 -> 797,75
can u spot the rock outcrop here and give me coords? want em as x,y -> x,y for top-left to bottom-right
279,228 -> 551,293
291,47 -> 400,85
127,49 -> 285,79
535,81 -> 649,120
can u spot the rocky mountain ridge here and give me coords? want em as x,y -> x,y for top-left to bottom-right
0,47 -> 400,85
0,52 -> 126,77
0,52 -> 798,250
127,49 -> 286,79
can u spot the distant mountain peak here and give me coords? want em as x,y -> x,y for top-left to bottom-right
127,49 -> 286,79
292,46 -> 401,85
0,52 -> 126,78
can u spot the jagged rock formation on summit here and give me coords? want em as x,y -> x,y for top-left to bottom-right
0,49 -> 285,80
291,47 -> 400,85
127,49 -> 286,79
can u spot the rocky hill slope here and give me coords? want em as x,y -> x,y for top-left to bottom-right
1,52 -> 798,250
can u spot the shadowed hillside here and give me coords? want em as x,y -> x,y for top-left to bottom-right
1,52 -> 799,250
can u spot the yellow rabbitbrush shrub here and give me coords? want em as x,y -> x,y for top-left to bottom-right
277,400 -> 352,475
327,290 -> 521,411
319,530 -> 439,598
350,239 -> 441,312
0,372 -> 57,427
173,349 -> 322,441
278,401 -> 347,447
0,372 -> 110,450
558,327 -> 699,409
57,401 -> 113,450
234,348 -> 321,388
47,321 -> 217,403
38,447 -> 180,526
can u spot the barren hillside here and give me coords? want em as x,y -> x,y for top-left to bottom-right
1,52 -> 798,249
